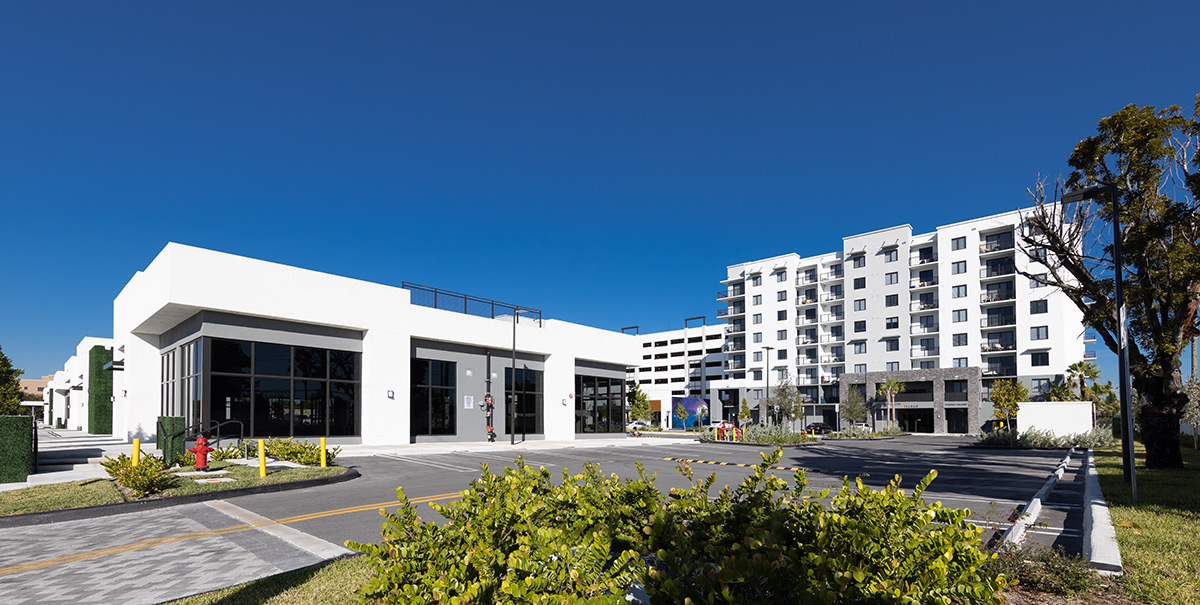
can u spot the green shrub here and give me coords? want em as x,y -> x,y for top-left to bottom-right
987,543 -> 1093,596
353,449 -> 1010,604
976,427 -> 1114,448
828,425 -> 876,439
0,416 -> 34,483
698,424 -> 816,445
262,437 -> 340,465
100,453 -> 174,498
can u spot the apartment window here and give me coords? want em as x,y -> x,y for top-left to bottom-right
752,370 -> 762,381
952,333 -> 968,347
1031,274 -> 1049,288
1032,378 -> 1051,394
752,313 -> 762,325
752,389 -> 763,399
885,338 -> 899,351
752,294 -> 762,305
951,236 -> 966,251
854,364 -> 867,373
776,271 -> 787,282
852,255 -> 866,268
854,277 -> 866,290
854,299 -> 866,312
854,320 -> 867,333
952,309 -> 968,323
777,291 -> 787,302
884,249 -> 898,263
885,272 -> 898,285
886,362 -> 900,371
1031,326 -> 1049,340
753,332 -> 762,343
777,349 -> 787,360
753,352 -> 762,362
952,285 -> 967,299
750,275 -> 761,287
854,342 -> 866,354
886,317 -> 899,329
1030,300 -> 1048,314
777,330 -> 787,341
1031,351 -> 1049,366
952,261 -> 966,275
777,310 -> 787,321
952,357 -> 968,368
1032,248 -> 1049,262
885,294 -> 898,307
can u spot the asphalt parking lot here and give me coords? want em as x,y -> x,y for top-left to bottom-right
225,435 -> 1082,554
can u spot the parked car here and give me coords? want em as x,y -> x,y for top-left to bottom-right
805,422 -> 833,435
626,419 -> 652,431
851,422 -> 871,431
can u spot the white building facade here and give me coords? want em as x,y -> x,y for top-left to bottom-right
82,243 -> 639,445
708,208 -> 1089,433
625,322 -> 726,427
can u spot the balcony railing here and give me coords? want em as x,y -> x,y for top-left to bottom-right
910,347 -> 940,358
797,316 -> 819,326
799,357 -> 819,366
980,241 -> 1015,253
725,360 -> 745,371
725,325 -> 745,334
820,335 -> 846,343
909,278 -> 938,289
983,366 -> 1017,377
716,308 -> 728,317
796,336 -> 817,345
1084,330 -> 1097,343
820,376 -> 842,384
717,288 -> 744,299
910,323 -> 940,334
723,342 -> 745,352
820,271 -> 844,281
981,291 -> 1015,303
946,392 -> 969,402
820,356 -> 846,364
797,297 -> 818,305
820,313 -> 845,322
1084,350 -> 1097,360
910,301 -> 938,312
980,342 -> 1016,353
980,316 -> 1017,328
910,256 -> 938,266
796,274 -> 819,285
895,392 -> 935,402
796,377 -> 820,386
822,292 -> 845,302
980,265 -> 1015,279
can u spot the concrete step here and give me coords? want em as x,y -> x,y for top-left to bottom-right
36,462 -> 103,473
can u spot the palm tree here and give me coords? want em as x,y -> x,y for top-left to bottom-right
1066,361 -> 1101,401
877,378 -> 906,430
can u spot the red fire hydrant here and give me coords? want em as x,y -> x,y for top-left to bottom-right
189,436 -> 215,471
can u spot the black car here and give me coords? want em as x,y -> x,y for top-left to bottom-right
805,422 -> 833,435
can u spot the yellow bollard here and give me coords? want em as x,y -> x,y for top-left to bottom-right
320,437 -> 327,468
132,438 -> 141,466
258,439 -> 266,477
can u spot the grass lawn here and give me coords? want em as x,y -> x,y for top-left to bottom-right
1095,436 -> 1200,605
164,555 -> 373,605
0,463 -> 348,516
0,478 -> 123,516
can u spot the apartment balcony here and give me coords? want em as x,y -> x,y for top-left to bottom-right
796,377 -> 820,386
718,305 -> 745,317
798,357 -> 819,366
909,277 -> 938,290
1084,350 -> 1097,360
820,375 -> 843,385
724,325 -> 745,335
980,342 -> 1017,353
723,342 -> 745,353
910,323 -> 940,335
910,300 -> 938,312
1084,330 -> 1097,343
980,291 -> 1016,304
820,313 -> 845,323
820,334 -> 846,344
797,316 -> 819,327
822,292 -> 845,302
983,366 -> 1017,377
980,316 -> 1017,328
910,347 -> 940,358
796,274 -> 819,286
820,355 -> 846,364
820,271 -> 844,281
980,265 -> 1016,280
725,360 -> 746,371
797,296 -> 819,306
796,335 -> 817,345
980,240 -> 1015,254
717,288 -> 744,300
909,256 -> 938,266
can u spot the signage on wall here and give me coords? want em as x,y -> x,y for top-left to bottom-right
463,395 -> 474,410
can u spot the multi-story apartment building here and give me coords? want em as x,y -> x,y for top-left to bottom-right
707,207 -> 1089,434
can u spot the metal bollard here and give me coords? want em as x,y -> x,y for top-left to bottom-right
258,439 -> 266,478
132,438 -> 141,466
320,437 -> 327,468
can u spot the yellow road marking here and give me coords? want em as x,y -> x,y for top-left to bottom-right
0,491 -> 461,577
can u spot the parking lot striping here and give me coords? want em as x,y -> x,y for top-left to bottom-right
0,491 -> 461,578
460,452 -> 560,467
376,453 -> 480,472
663,457 -> 821,473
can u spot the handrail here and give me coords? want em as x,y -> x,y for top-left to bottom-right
157,418 -> 249,459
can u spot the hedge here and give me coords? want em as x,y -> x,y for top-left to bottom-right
87,345 -> 113,435
0,415 -> 34,483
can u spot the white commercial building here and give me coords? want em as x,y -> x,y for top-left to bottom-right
624,321 -> 726,428
703,207 -> 1090,433
57,243 -> 638,445
44,337 -> 115,432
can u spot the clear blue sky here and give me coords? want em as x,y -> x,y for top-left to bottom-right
3,2 -> 1198,384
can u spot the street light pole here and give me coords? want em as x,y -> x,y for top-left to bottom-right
763,345 -> 774,424
1062,184 -> 1136,501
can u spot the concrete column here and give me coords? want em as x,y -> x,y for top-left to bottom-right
933,379 -> 947,434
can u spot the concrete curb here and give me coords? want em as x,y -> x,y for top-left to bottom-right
999,447 -> 1074,546
697,440 -> 822,448
1082,449 -> 1124,575
0,467 -> 359,529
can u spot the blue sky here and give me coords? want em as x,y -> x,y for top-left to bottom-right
3,2 -> 1198,383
